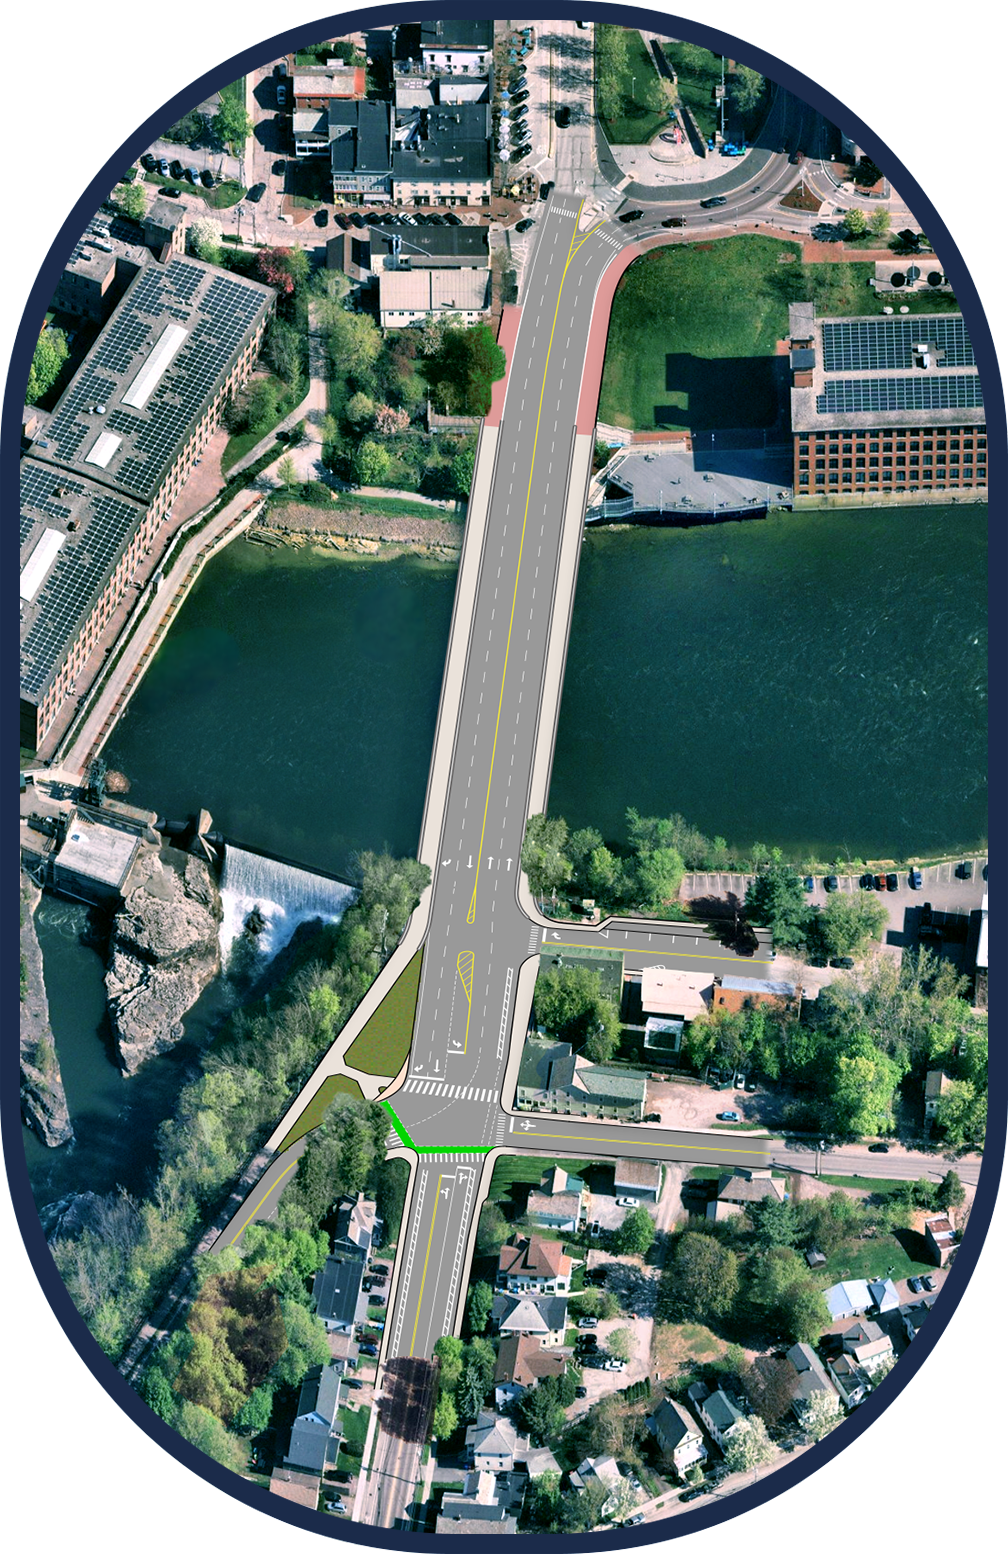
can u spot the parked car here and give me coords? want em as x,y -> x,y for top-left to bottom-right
616,1196 -> 638,1208
921,1275 -> 935,1292
680,1484 -> 712,1503
920,901 -> 933,926
200,169 -> 216,188
860,872 -> 875,889
867,1142 -> 890,1153
359,1342 -> 378,1356
886,872 -> 899,891
700,194 -> 727,208
141,153 -> 157,171
343,1377 -> 363,1389
910,867 -> 923,889
718,1110 -> 740,1123
590,1220 -> 600,1236
162,187 -> 182,197
804,876 -> 816,892
662,215 -> 685,227
825,874 -> 839,891
603,1358 -> 626,1371
246,182 -> 266,202
170,159 -> 185,179
186,167 -> 201,184
315,208 -> 330,226
539,180 -> 555,201
578,1316 -> 598,1329
575,1385 -> 588,1398
875,874 -> 887,890
516,218 -> 536,233
556,105 -> 572,127
619,209 -> 644,223
512,89 -> 529,104
277,83 -> 288,106
157,157 -> 170,176
957,860 -> 973,879
626,1513 -> 645,1526
443,211 -> 463,224
644,1112 -> 661,1123
829,956 -> 855,969
908,1276 -> 923,1294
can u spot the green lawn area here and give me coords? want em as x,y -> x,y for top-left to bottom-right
598,27 -> 669,145
336,1403 -> 370,1470
337,493 -> 459,523
220,77 -> 246,110
820,1231 -> 933,1285
275,1073 -> 365,1152
344,945 -> 423,1077
142,172 -> 245,210
820,1173 -> 907,1194
659,40 -> 722,142
487,1154 -> 596,1204
220,373 -> 305,476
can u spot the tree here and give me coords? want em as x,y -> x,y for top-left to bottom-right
155,12 -> 191,48
934,1078 -> 986,1151
465,1280 -> 493,1338
257,247 -> 308,298
276,454 -> 297,489
243,376 -> 280,436
671,1232 -> 739,1323
142,1365 -> 179,1424
723,1415 -> 775,1475
264,318 -> 303,385
583,1394 -> 630,1460
615,1207 -> 655,1260
434,1334 -> 464,1392
778,1279 -> 831,1345
746,1355 -> 797,1429
354,439 -> 391,487
730,65 -> 764,113
115,180 -> 147,221
519,1375 -> 566,1444
950,1392 -> 981,1448
421,323 -> 505,415
815,891 -> 887,959
749,1195 -> 799,1249
190,214 -> 224,262
311,267 -> 351,330
521,813 -> 572,910
936,1170 -> 966,1213
26,327 -> 69,404
745,862 -> 811,948
595,25 -> 629,123
607,1327 -> 634,1363
869,208 -> 892,238
799,1387 -> 843,1443
843,208 -> 868,239
175,1399 -> 247,1471
526,1470 -> 562,1531
374,403 -> 410,435
432,1391 -> 458,1440
0,156 -> 25,217
214,95 -> 253,154
748,1245 -> 808,1311
464,1337 -> 497,1396
345,391 -> 375,426
829,1029 -> 901,1137
451,444 -> 476,498
633,845 -> 685,911
533,965 -> 618,1059
234,1381 -> 275,1436
271,1299 -> 338,1387
476,1200 -> 509,1255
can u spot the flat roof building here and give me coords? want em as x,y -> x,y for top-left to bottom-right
393,102 -> 491,207
329,99 -> 393,200
789,303 -> 986,503
378,265 -> 489,328
20,254 -> 274,750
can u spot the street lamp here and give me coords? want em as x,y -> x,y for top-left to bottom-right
631,75 -> 636,100
816,1139 -> 826,1177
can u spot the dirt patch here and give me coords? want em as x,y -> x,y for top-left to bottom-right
652,1321 -> 726,1384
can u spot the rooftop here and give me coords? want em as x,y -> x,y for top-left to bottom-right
614,1158 -> 662,1191
368,224 -> 490,267
420,21 -> 493,51
330,99 -> 392,175
719,975 -> 798,997
789,304 -> 984,433
379,266 -> 489,316
494,1334 -> 566,1388
52,807 -> 139,888
640,966 -> 714,1018
312,1249 -> 364,1326
498,1235 -> 571,1283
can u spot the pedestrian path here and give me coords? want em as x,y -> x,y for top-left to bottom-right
402,1078 -> 500,1104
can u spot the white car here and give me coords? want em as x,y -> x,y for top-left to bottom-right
617,1196 -> 639,1208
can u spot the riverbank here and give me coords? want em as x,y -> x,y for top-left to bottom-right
250,499 -> 463,561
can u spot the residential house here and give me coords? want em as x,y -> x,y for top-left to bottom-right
312,1249 -> 365,1333
686,1381 -> 746,1450
783,1343 -> 839,1420
285,1364 -> 342,1474
647,1397 -> 707,1479
773,1479 -> 838,1541
521,1446 -> 561,1480
420,20 -> 493,76
269,1467 -> 321,1509
378,265 -> 490,329
465,1410 -> 528,1473
823,1279 -> 873,1322
491,1293 -> 569,1347
637,967 -> 715,1050
924,1214 -> 956,1266
570,1455 -> 626,1519
293,65 -> 366,110
493,1333 -> 567,1411
969,1423 -> 1006,1479
707,1168 -> 786,1222
439,1469 -> 524,1527
334,1192 -> 379,1256
712,976 -> 801,1015
516,1038 -> 646,1121
526,1164 -> 586,1233
900,1299 -> 962,1386
826,1320 -> 894,1407
498,1236 -> 572,1295
924,1068 -> 951,1120
614,1159 -> 661,1203
866,1278 -> 900,1315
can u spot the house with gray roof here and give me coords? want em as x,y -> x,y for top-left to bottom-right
570,1455 -> 626,1519
707,1168 -> 786,1222
334,1193 -> 379,1256
515,1038 -> 646,1121
902,1295 -> 936,1342
329,99 -> 393,201
686,1381 -> 746,1450
285,1364 -> 342,1474
440,1469 -> 524,1526
491,1293 -> 568,1347
784,1343 -> 839,1418
647,1397 -> 707,1479
526,1164 -> 585,1232
312,1249 -> 365,1333
465,1411 -> 528,1473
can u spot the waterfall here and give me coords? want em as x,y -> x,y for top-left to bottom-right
219,844 -> 358,964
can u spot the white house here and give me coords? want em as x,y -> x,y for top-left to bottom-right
647,1398 -> 707,1479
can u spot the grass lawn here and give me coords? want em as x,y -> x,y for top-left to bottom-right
142,171 -> 245,209
344,945 -> 423,1077
220,374 -> 306,475
220,77 -> 246,110
338,493 -> 458,523
487,1154 -> 596,1204
599,237 -> 801,432
659,40 -> 722,142
599,27 -> 669,145
336,1403 -> 370,1470
276,1073 -> 365,1151
820,1173 -> 908,1194
820,1232 -> 933,1284
653,1320 -> 727,1382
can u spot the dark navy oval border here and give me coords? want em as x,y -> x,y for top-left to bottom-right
4,6 -> 1003,1552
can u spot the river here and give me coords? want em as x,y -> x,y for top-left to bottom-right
548,503 -> 987,861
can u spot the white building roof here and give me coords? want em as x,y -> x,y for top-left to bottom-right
640,966 -> 714,1018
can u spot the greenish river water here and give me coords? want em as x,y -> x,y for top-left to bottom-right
26,507 -> 986,1206
549,504 -> 987,861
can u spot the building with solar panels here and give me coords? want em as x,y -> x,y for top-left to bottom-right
789,302 -> 986,503
832,0 -> 1006,160
19,255 -> 274,750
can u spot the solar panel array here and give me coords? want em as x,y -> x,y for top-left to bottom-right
21,464 -> 144,697
40,260 -> 270,502
19,466 -> 89,548
817,375 -> 984,416
821,316 -> 974,374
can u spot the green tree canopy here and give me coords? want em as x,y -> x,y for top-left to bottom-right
354,438 -> 391,487
745,861 -> 811,948
452,444 -> 476,497
729,65 -> 765,113
26,327 -> 69,405
615,1206 -> 655,1259
421,323 -> 505,415
175,1399 -> 248,1471
595,25 -> 629,123
115,180 -> 147,221
815,891 -> 888,959
533,964 -> 620,1062
799,1387 -> 843,1442
432,1391 -> 458,1440
465,1280 -> 493,1338
213,94 -> 253,153
521,813 -> 572,908
671,1232 -> 739,1323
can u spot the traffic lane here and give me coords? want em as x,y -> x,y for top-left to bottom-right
504,1115 -> 774,1171
209,1136 -> 306,1251
388,1161 -> 479,1360
770,1141 -> 983,1187
541,927 -> 775,976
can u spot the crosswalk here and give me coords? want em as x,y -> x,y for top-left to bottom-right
402,1078 -> 500,1104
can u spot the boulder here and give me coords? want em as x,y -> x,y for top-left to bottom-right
19,875 -> 74,1148
106,850 -> 222,1075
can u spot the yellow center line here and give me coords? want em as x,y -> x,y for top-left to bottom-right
521,1130 -> 771,1156
468,200 -> 586,926
227,1156 -> 299,1246
409,1173 -> 444,1356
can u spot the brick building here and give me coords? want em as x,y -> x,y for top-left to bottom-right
20,256 -> 274,750
789,303 -> 987,503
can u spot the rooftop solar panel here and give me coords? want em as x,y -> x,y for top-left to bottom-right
821,316 -> 974,374
816,374 -> 984,415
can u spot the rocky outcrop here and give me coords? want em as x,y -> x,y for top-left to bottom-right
105,850 -> 222,1075
19,875 -> 74,1148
